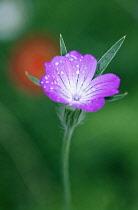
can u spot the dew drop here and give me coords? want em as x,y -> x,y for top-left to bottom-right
71,55 -> 77,60
55,62 -> 59,66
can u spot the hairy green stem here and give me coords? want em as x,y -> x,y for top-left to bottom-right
62,126 -> 74,210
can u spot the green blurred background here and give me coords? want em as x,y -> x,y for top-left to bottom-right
0,0 -> 138,209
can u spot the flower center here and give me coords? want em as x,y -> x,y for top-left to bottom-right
72,94 -> 81,101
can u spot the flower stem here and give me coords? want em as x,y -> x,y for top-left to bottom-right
62,126 -> 74,210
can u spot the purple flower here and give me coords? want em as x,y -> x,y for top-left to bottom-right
40,51 -> 120,112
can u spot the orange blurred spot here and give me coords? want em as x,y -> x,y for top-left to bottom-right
9,33 -> 59,94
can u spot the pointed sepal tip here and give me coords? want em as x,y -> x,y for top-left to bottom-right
25,71 -> 41,86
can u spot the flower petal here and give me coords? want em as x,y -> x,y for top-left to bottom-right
65,51 -> 83,93
91,73 -> 120,87
40,74 -> 69,103
78,54 -> 97,91
90,89 -> 119,100
82,73 -> 120,100
70,97 -> 105,112
65,51 -> 97,92
45,57 -> 70,89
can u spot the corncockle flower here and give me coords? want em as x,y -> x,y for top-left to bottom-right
26,35 -> 127,210
40,50 -> 120,112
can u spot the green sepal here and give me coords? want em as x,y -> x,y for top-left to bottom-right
26,72 -> 41,86
58,104 -> 85,129
60,34 -> 67,56
105,92 -> 128,102
94,36 -> 126,78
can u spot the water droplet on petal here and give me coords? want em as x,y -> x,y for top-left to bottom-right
55,62 -> 59,66
71,54 -> 77,59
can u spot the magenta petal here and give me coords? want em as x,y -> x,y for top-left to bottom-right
91,73 -> 120,87
78,54 -> 97,90
90,89 -> 119,100
84,73 -> 120,100
46,56 -> 71,90
44,90 -> 69,104
65,51 -> 97,91
65,50 -> 83,61
70,98 -> 105,112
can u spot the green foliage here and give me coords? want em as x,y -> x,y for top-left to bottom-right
105,92 -> 128,102
94,36 -> 126,78
58,104 -> 85,129
60,34 -> 67,56
25,72 -> 40,86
